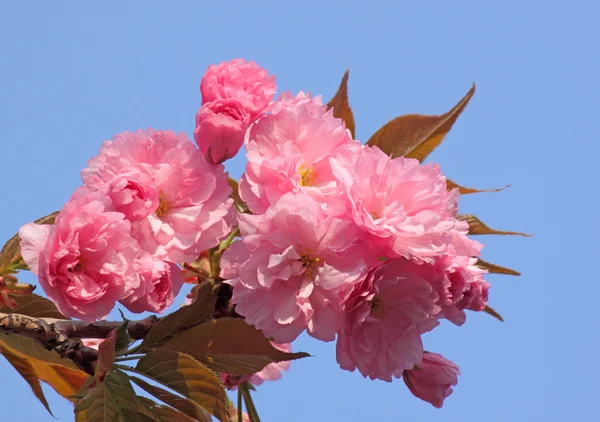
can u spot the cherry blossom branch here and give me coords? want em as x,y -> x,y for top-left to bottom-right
0,312 -> 159,375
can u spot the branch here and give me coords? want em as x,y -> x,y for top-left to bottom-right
0,312 -> 159,376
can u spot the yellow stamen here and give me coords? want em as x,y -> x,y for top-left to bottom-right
299,253 -> 321,279
156,192 -> 169,218
370,295 -> 386,319
299,164 -> 315,187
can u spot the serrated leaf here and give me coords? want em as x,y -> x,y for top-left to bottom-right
139,282 -> 216,352
161,318 -> 310,375
134,351 -> 227,422
97,331 -> 117,379
0,293 -> 68,318
75,370 -> 143,422
130,376 -> 212,422
476,259 -> 521,276
367,84 -> 475,161
457,214 -> 531,237
136,396 -> 207,422
1,347 -> 53,415
0,211 -> 59,273
446,179 -> 510,195
483,305 -> 504,322
0,334 -> 88,399
327,69 -> 356,138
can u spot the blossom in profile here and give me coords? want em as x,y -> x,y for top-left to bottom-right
19,188 -> 150,320
336,258 -> 443,381
82,128 -> 233,263
221,192 -> 373,343
403,352 -> 460,408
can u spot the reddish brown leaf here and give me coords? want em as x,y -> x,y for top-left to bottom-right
476,259 -> 521,276
161,318 -> 310,375
483,305 -> 504,322
457,214 -> 531,237
327,69 -> 356,138
446,179 -> 510,195
367,84 -> 475,161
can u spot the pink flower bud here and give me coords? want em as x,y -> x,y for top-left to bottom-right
194,99 -> 251,164
403,352 -> 460,408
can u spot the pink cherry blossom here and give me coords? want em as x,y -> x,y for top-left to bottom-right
220,192 -> 373,343
331,145 -> 462,261
403,352 -> 460,408
239,93 -> 359,215
220,342 -> 292,389
82,339 -> 102,350
120,260 -> 184,314
336,258 -> 443,382
19,187 -> 150,321
82,129 -> 234,263
200,58 -> 276,120
194,98 -> 252,164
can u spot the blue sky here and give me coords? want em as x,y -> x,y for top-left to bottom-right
0,1 -> 596,421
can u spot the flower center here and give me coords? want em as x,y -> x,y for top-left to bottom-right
298,164 -> 315,187
299,253 -> 320,279
156,191 -> 169,218
369,295 -> 386,319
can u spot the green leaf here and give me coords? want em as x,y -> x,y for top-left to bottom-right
327,69 -> 356,138
130,376 -> 213,422
0,293 -> 69,318
134,351 -> 227,422
483,305 -> 504,322
228,178 -> 249,214
457,214 -> 531,237
1,347 -> 53,415
475,259 -> 521,276
75,370 -> 143,422
136,396 -> 208,422
161,318 -> 310,375
446,179 -> 510,195
115,310 -> 132,352
139,282 -> 216,352
367,84 -> 475,161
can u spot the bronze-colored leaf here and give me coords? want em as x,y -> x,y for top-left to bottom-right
476,259 -> 521,276
228,178 -> 249,214
130,376 -> 212,422
161,318 -> 310,375
0,334 -> 88,399
0,293 -> 68,318
97,331 -> 117,378
446,179 -> 510,195
75,370 -> 142,422
139,282 -> 216,352
1,347 -> 53,415
136,396 -> 206,422
367,84 -> 475,161
457,214 -> 531,237
483,305 -> 504,322
327,69 -> 356,138
134,351 -> 227,422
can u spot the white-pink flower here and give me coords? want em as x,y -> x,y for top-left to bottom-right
220,192 -> 374,343
19,187 -> 150,321
82,129 -> 234,263
336,258 -> 443,382
239,92 -> 360,215
331,145 -> 463,261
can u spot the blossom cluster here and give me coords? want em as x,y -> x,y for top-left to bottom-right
20,129 -> 234,321
18,58 -> 490,408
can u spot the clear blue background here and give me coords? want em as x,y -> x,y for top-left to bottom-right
0,1 -> 595,421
